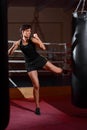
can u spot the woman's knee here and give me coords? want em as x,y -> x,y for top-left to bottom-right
56,67 -> 63,74
33,83 -> 40,90
45,61 -> 63,74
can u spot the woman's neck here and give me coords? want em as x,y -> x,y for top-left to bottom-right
22,36 -> 29,42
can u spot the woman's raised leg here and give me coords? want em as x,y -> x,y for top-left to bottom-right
43,61 -> 63,74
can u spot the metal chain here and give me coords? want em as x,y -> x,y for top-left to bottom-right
74,0 -> 86,12
81,0 -> 86,12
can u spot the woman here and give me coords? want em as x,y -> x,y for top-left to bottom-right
8,24 -> 63,115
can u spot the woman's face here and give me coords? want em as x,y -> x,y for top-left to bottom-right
22,28 -> 31,39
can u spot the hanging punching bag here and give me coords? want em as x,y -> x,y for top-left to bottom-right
0,0 -> 10,129
72,0 -> 87,108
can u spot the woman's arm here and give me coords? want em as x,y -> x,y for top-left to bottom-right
8,40 -> 20,55
31,33 -> 46,50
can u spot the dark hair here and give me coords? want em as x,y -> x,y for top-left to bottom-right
19,24 -> 32,33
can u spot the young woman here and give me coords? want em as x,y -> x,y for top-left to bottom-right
8,24 -> 63,115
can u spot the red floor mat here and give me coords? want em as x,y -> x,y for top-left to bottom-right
6,96 -> 87,130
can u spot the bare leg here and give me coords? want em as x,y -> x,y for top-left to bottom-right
43,61 -> 63,74
28,70 -> 40,112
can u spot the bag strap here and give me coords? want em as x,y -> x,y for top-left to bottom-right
74,0 -> 86,13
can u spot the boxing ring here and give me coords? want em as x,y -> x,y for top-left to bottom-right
8,41 -> 71,87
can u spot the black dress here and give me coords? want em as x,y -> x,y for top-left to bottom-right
19,38 -> 47,72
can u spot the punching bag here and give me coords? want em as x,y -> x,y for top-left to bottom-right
72,0 -> 87,108
0,0 -> 10,129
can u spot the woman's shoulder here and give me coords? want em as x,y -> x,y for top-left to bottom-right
14,39 -> 21,46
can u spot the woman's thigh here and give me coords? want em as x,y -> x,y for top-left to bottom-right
43,61 -> 62,73
28,70 -> 40,87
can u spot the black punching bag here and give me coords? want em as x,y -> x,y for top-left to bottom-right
72,0 -> 87,108
0,0 -> 10,129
